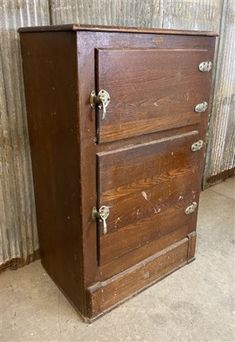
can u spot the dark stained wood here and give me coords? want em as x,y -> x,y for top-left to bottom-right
99,225 -> 189,279
76,30 -> 215,290
97,48 -> 212,142
97,131 -> 202,267
20,32 -> 85,315
87,237 -> 190,319
187,231 -> 197,262
18,23 -> 218,36
19,25 -> 216,321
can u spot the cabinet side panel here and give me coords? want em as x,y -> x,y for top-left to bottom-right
20,32 -> 84,313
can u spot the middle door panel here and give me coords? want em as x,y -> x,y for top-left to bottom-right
97,131 -> 202,269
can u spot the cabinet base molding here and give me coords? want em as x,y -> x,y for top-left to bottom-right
85,233 -> 196,321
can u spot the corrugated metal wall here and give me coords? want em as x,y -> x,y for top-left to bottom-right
0,0 -> 234,269
51,0 -> 164,26
204,0 -> 235,185
0,0 -> 50,269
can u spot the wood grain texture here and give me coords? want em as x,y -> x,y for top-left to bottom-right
187,231 -> 197,261
99,225 -> 189,279
76,30 -> 214,289
20,31 -> 85,313
77,29 -> 215,318
44,0 -> 234,184
20,27 -> 216,320
97,132 -> 202,266
87,237 -> 190,319
1,0 -> 230,272
97,48 -> 213,142
19,23 -> 218,36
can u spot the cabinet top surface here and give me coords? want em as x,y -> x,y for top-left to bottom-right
18,24 -> 218,36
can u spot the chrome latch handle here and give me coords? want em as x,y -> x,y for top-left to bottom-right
92,205 -> 110,234
90,89 -> 111,120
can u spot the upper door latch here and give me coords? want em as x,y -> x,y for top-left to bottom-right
90,89 -> 111,120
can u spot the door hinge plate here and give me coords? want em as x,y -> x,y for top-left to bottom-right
198,61 -> 212,72
195,101 -> 208,113
191,140 -> 204,152
185,202 -> 198,215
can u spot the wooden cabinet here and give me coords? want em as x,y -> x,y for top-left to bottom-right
19,24 -> 217,322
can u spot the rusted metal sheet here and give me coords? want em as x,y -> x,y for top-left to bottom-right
0,0 -> 50,269
204,0 -> 235,185
50,0 -> 164,27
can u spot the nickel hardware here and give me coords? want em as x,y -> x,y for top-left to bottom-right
195,101 -> 208,113
90,89 -> 111,120
92,205 -> 110,234
191,140 -> 204,152
185,202 -> 198,215
198,61 -> 212,72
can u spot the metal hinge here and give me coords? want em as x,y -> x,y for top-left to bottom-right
198,61 -> 212,72
191,140 -> 204,152
185,202 -> 198,215
195,101 -> 208,113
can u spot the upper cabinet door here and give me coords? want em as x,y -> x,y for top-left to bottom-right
96,48 -> 213,143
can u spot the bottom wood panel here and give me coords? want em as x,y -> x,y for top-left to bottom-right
86,233 -> 195,320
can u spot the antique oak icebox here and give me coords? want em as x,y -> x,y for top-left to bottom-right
19,24 -> 217,321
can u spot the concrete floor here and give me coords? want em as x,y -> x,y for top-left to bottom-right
1,177 -> 235,342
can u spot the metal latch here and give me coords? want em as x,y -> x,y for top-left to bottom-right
195,101 -> 208,113
90,89 -> 111,120
191,140 -> 204,152
92,206 -> 110,234
198,61 -> 212,72
185,202 -> 198,215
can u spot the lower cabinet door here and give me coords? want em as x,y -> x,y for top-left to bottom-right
97,130 -> 203,277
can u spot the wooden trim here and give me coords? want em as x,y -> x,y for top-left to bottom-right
0,249 -> 40,273
86,238 -> 189,319
187,231 -> 197,262
205,168 -> 235,187
18,24 -> 218,36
